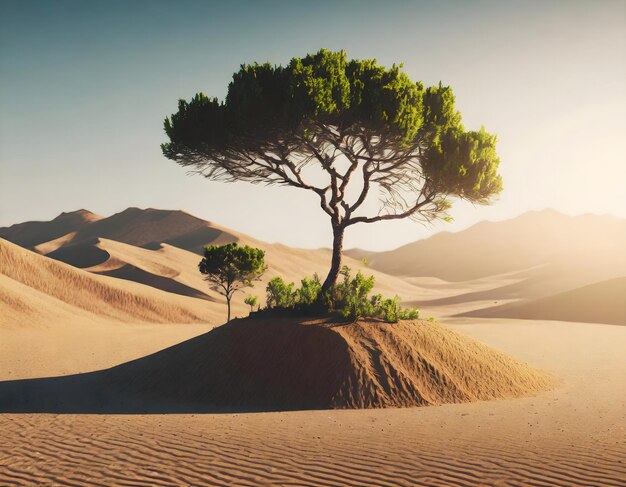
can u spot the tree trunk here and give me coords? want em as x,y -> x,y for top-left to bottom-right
322,224 -> 345,294
226,296 -> 231,322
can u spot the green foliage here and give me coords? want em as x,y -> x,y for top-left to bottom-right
266,267 -> 419,322
335,266 -> 376,320
199,243 -> 266,321
199,243 -> 266,287
244,294 -> 258,312
266,276 -> 296,309
380,300 -> 418,322
295,274 -> 322,306
162,48 -> 502,204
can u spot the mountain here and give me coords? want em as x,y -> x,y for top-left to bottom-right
347,210 -> 626,286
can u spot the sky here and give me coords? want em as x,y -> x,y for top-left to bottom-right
1,0 -> 624,250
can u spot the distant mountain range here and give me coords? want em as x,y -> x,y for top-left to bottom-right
347,209 -> 626,282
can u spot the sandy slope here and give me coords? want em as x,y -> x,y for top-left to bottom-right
0,320 -> 623,486
463,276 -> 626,325
0,238 -> 220,325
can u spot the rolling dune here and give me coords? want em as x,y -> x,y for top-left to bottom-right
3,208 -> 430,315
0,209 -> 101,249
0,238 -> 220,325
464,276 -> 626,325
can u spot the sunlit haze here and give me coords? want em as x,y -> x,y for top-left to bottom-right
1,0 -> 624,250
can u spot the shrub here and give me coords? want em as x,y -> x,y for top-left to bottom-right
296,274 -> 322,307
335,266 -> 376,320
244,295 -> 258,312
265,267 -> 419,323
266,276 -> 296,309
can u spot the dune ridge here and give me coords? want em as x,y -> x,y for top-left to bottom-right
0,209 -> 101,249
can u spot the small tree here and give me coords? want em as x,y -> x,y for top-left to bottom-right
199,243 -> 266,322
163,49 -> 502,293
244,294 -> 258,313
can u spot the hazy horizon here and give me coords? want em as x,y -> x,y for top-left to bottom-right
1,0 -> 624,251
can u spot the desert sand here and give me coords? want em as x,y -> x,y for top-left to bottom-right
1,209 -> 625,486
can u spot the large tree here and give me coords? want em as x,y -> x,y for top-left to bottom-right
163,49 -> 502,292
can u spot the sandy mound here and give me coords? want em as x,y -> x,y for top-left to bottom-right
0,238 -> 220,325
464,277 -> 626,325
0,318 -> 551,412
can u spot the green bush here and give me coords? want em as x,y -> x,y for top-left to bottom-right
334,266 -> 419,322
244,294 -> 258,312
265,267 -> 419,322
266,276 -> 296,308
335,266 -> 376,320
296,274 -> 322,306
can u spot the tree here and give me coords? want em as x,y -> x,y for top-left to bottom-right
163,49 -> 502,293
244,294 -> 258,313
199,243 -> 266,322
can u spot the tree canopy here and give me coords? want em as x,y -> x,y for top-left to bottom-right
199,243 -> 266,322
164,49 -> 502,291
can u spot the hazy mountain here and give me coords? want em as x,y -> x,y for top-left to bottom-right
462,277 -> 626,325
347,210 -> 626,282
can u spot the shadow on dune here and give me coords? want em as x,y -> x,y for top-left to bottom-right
0,319 -> 352,414
47,239 -> 111,268
98,264 -> 217,301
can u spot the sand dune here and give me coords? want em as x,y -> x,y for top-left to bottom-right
35,207 -> 242,254
0,317 -> 550,413
0,238 -> 220,325
349,210 -> 626,283
0,209 -> 101,249
4,208 -> 427,315
464,277 -> 626,325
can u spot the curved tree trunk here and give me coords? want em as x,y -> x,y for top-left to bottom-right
322,224 -> 345,294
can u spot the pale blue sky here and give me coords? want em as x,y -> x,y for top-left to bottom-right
1,0 -> 624,250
